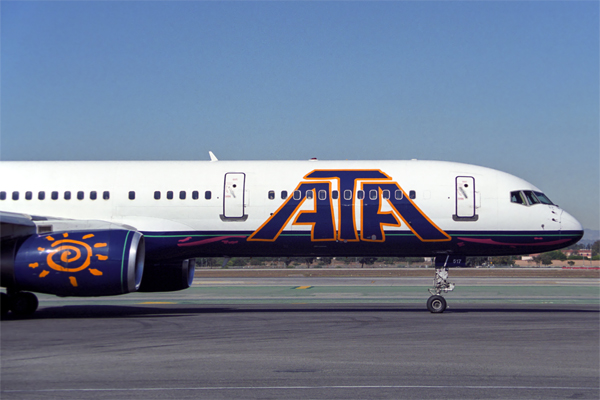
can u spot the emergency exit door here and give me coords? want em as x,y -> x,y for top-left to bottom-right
223,173 -> 246,219
455,176 -> 476,220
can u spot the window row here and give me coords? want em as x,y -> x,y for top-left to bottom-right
152,191 -> 212,200
3,188 -> 417,202
266,189 -> 416,201
0,190 -> 214,201
0,191 -> 111,201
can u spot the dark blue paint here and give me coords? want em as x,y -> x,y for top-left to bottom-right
14,230 -> 137,296
143,229 -> 583,261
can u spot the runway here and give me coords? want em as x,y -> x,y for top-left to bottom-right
2,277 -> 599,399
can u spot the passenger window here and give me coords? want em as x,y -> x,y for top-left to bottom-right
52,191 -> 59,200
128,191 -> 135,200
357,190 -> 364,200
77,191 -> 84,200
281,191 -> 288,200
64,191 -> 71,200
154,191 -> 161,200
25,191 -> 33,200
409,190 -> 416,199
369,190 -> 377,200
332,190 -> 339,200
12,191 -> 19,201
306,190 -> 314,200
382,190 -> 390,200
103,191 -> 110,200
344,190 -> 352,200
205,191 -> 211,200
395,190 -> 403,200
192,191 -> 199,200
90,191 -> 97,200
0,191 -> 5,200
318,190 -> 327,200
268,191 -> 275,200
293,190 -> 301,200
38,191 -> 45,200
167,191 -> 173,200
180,191 -> 186,200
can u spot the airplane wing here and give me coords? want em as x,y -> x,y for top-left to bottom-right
1,211 -> 37,240
1,210 -> 139,239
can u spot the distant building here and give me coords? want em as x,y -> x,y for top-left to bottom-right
562,249 -> 592,259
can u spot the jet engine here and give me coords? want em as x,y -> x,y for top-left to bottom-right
138,259 -> 195,292
4,230 -> 145,297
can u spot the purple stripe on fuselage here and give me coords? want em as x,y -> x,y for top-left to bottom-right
177,236 -> 246,247
457,237 -> 572,246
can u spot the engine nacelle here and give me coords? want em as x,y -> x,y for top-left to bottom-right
138,259 -> 195,292
9,230 -> 144,297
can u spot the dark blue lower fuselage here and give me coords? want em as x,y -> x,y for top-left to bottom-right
142,229 -> 584,262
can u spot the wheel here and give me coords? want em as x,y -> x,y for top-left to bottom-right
1,292 -> 10,317
10,292 -> 38,316
427,295 -> 447,313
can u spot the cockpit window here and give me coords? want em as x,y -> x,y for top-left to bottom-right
510,191 -> 526,205
533,191 -> 554,205
511,190 -> 554,206
523,190 -> 540,205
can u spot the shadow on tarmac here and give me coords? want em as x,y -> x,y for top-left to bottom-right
2,303 -> 598,320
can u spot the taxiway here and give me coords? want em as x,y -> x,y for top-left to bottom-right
1,276 -> 598,399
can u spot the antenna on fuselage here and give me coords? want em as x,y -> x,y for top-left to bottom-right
209,151 -> 218,162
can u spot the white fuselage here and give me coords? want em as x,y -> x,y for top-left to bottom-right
0,159 -> 583,260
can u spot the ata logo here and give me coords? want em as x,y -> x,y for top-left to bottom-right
28,232 -> 107,287
248,169 -> 450,243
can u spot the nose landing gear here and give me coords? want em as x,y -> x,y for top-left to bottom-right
426,255 -> 464,313
427,267 -> 455,313
427,295 -> 447,313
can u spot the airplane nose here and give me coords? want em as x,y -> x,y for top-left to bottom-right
561,210 -> 583,231
560,210 -> 584,242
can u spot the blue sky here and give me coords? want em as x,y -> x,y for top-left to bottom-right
1,1 -> 598,229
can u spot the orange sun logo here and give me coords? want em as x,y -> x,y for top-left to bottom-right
28,233 -> 108,287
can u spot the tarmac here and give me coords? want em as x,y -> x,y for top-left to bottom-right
1,269 -> 598,399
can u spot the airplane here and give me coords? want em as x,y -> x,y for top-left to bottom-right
0,154 -> 583,316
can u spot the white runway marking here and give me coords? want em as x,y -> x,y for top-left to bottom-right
4,385 -> 598,393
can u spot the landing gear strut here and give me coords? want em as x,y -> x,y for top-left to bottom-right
427,267 -> 455,313
1,290 -> 39,317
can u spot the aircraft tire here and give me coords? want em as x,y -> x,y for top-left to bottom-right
427,295 -> 447,313
1,293 -> 10,316
10,292 -> 38,316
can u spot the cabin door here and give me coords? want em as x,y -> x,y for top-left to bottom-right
223,172 -> 246,219
455,176 -> 476,218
